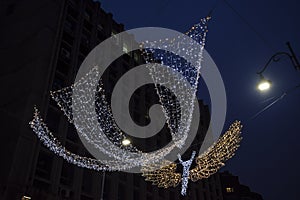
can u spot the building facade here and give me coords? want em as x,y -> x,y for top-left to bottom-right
1,0 -> 224,199
219,171 -> 263,200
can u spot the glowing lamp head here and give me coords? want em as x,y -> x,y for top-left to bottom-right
258,81 -> 271,91
122,138 -> 131,146
257,74 -> 271,92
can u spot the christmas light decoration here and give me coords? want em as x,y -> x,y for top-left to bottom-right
178,151 -> 196,196
30,17 -> 210,171
142,17 -> 209,148
141,121 -> 243,195
48,66 -> 179,170
30,108 -> 110,171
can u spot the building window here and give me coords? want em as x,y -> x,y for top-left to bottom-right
97,24 -> 103,31
83,20 -> 93,32
202,181 -> 206,189
56,59 -> 70,76
195,189 -> 200,199
65,141 -> 78,154
82,29 -> 91,46
77,53 -> 86,67
67,124 -> 79,142
133,175 -> 139,187
35,150 -> 53,180
146,182 -> 153,192
226,187 -> 234,193
84,10 -> 92,21
103,179 -> 110,199
80,195 -> 93,200
147,194 -> 153,200
119,172 -> 127,181
68,0 -> 78,7
97,31 -> 106,42
6,4 -> 15,16
216,188 -> 220,196
80,43 -> 90,56
118,183 -> 125,200
46,108 -> 61,134
67,5 -> 78,20
60,188 -> 74,199
158,189 -> 165,198
203,192 -> 207,200
169,192 -> 175,200
209,184 -> 213,192
123,53 -> 131,63
52,73 -> 66,91
60,46 -> 71,61
65,16 -> 77,32
82,170 -> 93,194
33,179 -> 50,191
97,24 -> 106,40
60,161 -> 74,186
62,31 -> 74,46
133,189 -> 139,200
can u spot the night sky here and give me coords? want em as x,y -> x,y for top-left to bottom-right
100,0 -> 300,199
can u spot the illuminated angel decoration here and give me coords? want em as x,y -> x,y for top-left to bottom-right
142,121 -> 242,196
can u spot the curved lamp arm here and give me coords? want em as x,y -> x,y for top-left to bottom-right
257,42 -> 300,74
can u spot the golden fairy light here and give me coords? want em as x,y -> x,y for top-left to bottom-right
141,121 -> 243,195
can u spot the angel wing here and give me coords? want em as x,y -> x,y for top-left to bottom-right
189,120 -> 242,182
141,160 -> 182,188
141,121 -> 242,188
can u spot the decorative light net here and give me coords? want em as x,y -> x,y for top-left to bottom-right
142,17 -> 209,148
30,17 -> 209,171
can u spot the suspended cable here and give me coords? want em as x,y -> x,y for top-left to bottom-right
250,83 -> 300,120
223,0 -> 276,51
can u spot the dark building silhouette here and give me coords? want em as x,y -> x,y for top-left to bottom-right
219,171 -> 263,200
1,0 -> 231,199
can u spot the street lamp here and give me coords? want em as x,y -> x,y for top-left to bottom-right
21,196 -> 31,200
256,42 -> 300,92
257,74 -> 271,91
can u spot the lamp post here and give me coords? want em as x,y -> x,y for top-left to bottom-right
256,42 -> 300,92
100,171 -> 106,200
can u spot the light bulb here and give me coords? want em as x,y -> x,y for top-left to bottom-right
258,80 -> 271,91
122,138 -> 131,146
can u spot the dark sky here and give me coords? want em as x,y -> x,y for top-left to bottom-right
100,0 -> 300,199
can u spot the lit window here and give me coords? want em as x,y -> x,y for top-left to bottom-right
226,187 -> 234,193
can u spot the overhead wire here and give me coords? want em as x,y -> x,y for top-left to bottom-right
180,82 -> 300,154
222,0 -> 276,52
250,83 -> 300,120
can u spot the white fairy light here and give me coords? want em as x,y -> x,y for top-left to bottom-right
178,151 -> 196,196
142,17 -> 209,148
122,138 -> 131,146
51,67 -> 178,169
29,108 -> 110,171
30,17 -> 209,171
